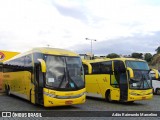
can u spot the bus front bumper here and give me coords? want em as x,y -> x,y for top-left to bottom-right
43,88 -> 86,107
128,90 -> 153,101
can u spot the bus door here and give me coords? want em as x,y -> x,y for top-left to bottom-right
110,74 -> 120,101
112,60 -> 128,101
35,63 -> 44,105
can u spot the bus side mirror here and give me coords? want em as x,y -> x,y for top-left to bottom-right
82,61 -> 92,74
127,67 -> 134,78
151,69 -> 159,79
37,59 -> 46,73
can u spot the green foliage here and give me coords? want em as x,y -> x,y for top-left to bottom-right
144,53 -> 152,62
106,53 -> 120,58
155,46 -> 160,54
151,54 -> 160,66
131,53 -> 143,59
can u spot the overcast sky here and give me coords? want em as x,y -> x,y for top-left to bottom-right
0,0 -> 160,55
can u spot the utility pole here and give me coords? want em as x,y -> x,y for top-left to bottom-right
85,38 -> 96,57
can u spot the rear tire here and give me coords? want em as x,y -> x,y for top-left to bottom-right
6,86 -> 10,95
5,85 -> 8,94
5,85 -> 10,95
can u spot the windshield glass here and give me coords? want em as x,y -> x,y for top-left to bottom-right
126,61 -> 149,70
126,61 -> 151,89
45,55 -> 84,91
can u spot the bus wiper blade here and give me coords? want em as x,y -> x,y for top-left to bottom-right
66,68 -> 78,89
58,68 -> 66,88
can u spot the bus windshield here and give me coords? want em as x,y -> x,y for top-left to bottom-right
45,55 -> 84,91
126,61 -> 149,70
126,61 -> 151,90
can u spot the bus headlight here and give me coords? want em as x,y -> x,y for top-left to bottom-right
146,92 -> 153,95
130,92 -> 152,96
44,92 -> 86,99
44,92 -> 56,98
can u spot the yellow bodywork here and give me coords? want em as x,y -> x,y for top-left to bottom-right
3,71 -> 32,100
0,50 -> 19,90
43,88 -> 86,107
83,58 -> 153,102
128,89 -> 153,101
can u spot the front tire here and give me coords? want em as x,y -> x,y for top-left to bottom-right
155,88 -> 160,95
105,91 -> 112,102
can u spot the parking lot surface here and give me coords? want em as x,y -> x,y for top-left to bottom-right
0,93 -> 159,120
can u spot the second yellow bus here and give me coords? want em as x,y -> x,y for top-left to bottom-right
83,58 -> 159,102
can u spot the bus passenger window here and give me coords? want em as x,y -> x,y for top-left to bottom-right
25,55 -> 32,67
91,63 -> 100,74
100,61 -> 112,74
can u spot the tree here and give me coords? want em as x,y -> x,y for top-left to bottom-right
131,53 -> 143,59
106,53 -> 120,58
155,46 -> 160,54
144,53 -> 152,62
151,54 -> 160,66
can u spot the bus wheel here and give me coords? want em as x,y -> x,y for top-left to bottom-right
7,86 -> 10,95
105,91 -> 112,102
155,88 -> 160,95
5,85 -> 8,94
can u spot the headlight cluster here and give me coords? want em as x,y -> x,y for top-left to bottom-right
44,92 -> 56,98
44,92 -> 85,99
130,92 -> 152,96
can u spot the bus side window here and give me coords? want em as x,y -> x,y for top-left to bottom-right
83,64 -> 89,75
91,63 -> 100,74
19,57 -> 25,67
100,61 -> 112,74
25,55 -> 32,67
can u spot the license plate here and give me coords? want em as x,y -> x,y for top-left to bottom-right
65,100 -> 73,105
142,96 -> 146,100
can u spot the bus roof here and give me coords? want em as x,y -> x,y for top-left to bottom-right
82,57 -> 145,63
4,47 -> 79,62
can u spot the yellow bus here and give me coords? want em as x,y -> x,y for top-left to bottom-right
83,58 -> 159,103
3,47 -> 86,107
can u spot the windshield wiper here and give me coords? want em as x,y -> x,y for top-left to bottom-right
58,68 -> 66,88
66,67 -> 78,89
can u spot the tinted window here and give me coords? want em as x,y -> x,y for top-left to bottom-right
91,63 -> 100,74
100,61 -> 112,74
91,61 -> 112,74
83,64 -> 89,74
25,55 -> 32,67
126,61 -> 149,70
114,60 -> 126,73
